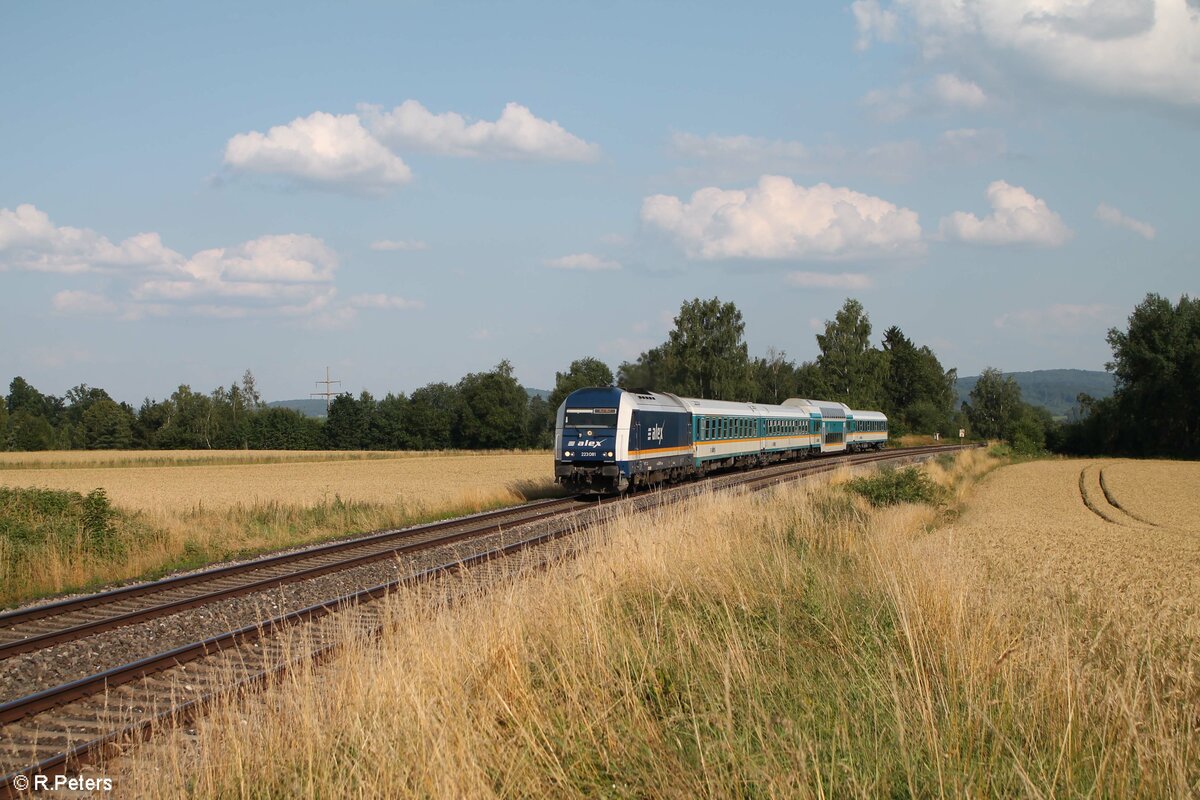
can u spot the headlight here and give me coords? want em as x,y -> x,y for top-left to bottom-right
605,451 -> 614,458
564,451 -> 573,457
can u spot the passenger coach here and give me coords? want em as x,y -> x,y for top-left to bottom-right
554,387 -> 887,494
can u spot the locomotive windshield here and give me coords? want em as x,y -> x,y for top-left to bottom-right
564,408 -> 617,427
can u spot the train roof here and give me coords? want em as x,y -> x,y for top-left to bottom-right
588,388 -> 883,421
783,398 -> 849,419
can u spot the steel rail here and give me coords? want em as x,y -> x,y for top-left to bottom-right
0,496 -> 576,628
0,499 -> 597,659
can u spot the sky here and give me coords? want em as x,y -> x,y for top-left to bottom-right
1,1 -> 1197,404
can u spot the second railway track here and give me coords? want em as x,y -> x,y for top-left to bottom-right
0,496 -> 592,658
0,444 -> 975,796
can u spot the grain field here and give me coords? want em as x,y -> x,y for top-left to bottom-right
0,452 -> 552,512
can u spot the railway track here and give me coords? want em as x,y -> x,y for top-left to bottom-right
0,444 -> 974,796
0,497 -> 591,659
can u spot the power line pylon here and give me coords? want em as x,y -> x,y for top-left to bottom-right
311,366 -> 342,416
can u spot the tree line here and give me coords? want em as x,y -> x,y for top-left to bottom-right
0,364 -> 557,452
3,293 -> 1193,457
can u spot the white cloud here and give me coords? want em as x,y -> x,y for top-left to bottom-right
361,100 -> 599,162
940,180 -> 1072,246
51,290 -> 119,315
347,293 -> 424,310
865,0 -> 1200,108
369,239 -> 429,252
786,271 -> 874,289
14,206 -> 417,323
994,303 -> 1116,331
863,74 -> 989,121
0,204 -> 182,274
641,175 -> 923,260
852,0 -> 900,50
224,111 -> 412,190
131,234 -> 340,316
1095,203 -> 1156,239
931,73 -> 988,109
544,253 -> 622,271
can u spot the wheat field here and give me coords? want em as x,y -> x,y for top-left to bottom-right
0,452 -> 551,512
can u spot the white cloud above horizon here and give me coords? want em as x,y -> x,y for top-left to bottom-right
1095,203 -> 1156,239
0,204 -> 182,274
855,0 -> 1200,109
940,180 -> 1072,246
224,111 -> 413,191
131,234 -> 341,318
360,100 -> 599,162
641,175 -> 923,260
544,253 -> 622,271
6,204 -> 420,322
51,290 -> 119,316
852,0 -> 899,50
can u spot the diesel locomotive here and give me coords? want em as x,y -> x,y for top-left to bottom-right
554,386 -> 887,494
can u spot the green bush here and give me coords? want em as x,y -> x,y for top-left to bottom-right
1,485 -> 122,562
845,467 -> 941,507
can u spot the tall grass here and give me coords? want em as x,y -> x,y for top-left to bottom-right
116,449 -> 1198,797
0,480 -> 562,607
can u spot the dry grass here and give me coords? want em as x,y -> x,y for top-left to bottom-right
893,433 -> 955,448
0,452 -> 559,606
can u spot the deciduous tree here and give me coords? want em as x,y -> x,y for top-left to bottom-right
549,357 -> 614,411
1106,293 -> 1200,456
962,368 -> 1022,440
456,361 -> 528,449
815,299 -> 886,408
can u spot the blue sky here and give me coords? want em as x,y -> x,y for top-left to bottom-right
2,1 -> 1197,403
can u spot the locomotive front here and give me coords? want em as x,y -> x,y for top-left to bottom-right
553,387 -> 628,494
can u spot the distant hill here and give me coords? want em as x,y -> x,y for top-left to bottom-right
525,387 -> 550,401
956,369 -> 1114,418
267,399 -> 329,418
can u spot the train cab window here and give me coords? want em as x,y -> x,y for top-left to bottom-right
564,408 -> 618,427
